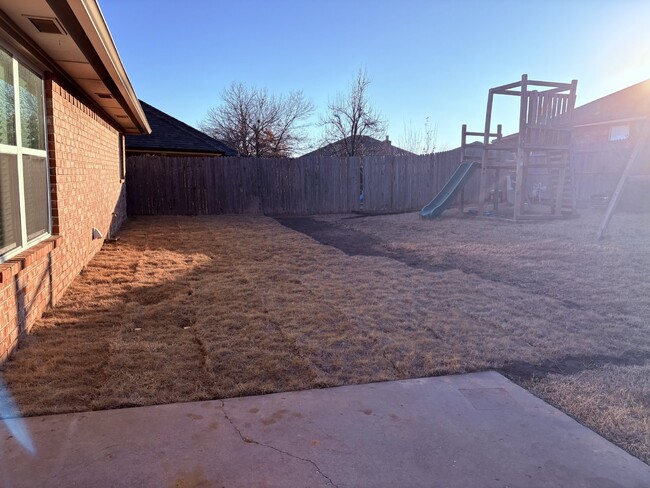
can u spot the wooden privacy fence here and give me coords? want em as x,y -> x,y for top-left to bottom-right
126,149 -> 477,216
570,141 -> 650,212
571,143 -> 636,204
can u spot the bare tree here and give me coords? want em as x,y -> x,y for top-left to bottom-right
201,82 -> 314,157
398,117 -> 438,155
319,69 -> 387,156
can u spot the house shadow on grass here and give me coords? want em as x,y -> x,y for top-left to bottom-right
0,219 -> 324,417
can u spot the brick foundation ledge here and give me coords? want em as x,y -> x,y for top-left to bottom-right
0,236 -> 63,284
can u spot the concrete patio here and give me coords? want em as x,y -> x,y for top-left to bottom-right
2,371 -> 648,487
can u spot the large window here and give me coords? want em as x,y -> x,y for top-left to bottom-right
0,48 -> 50,262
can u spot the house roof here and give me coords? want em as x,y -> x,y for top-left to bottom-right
559,79 -> 650,127
302,135 -> 417,157
125,101 -> 236,156
0,0 -> 149,134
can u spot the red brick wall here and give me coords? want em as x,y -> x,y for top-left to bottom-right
0,76 -> 125,364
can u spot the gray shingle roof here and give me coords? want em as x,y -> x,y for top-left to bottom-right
125,101 -> 236,156
556,79 -> 650,127
301,135 -> 416,158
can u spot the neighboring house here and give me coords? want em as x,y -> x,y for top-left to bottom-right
567,79 -> 650,148
125,101 -> 236,157
557,79 -> 650,207
302,135 -> 416,158
0,0 -> 150,363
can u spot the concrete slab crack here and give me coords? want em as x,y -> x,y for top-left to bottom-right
219,400 -> 338,487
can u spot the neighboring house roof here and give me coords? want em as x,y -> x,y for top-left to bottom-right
125,101 -> 237,156
302,135 -> 417,157
0,0 -> 150,134
557,79 -> 650,128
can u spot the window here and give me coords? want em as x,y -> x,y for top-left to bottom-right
609,125 -> 630,141
118,133 -> 125,180
0,47 -> 50,262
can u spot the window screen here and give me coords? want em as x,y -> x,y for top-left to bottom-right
23,154 -> 49,240
19,64 -> 45,150
0,153 -> 21,254
0,49 -> 16,146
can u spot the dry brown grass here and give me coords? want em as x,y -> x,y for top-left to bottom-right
1,209 -> 649,463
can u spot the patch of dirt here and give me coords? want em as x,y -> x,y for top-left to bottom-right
276,216 -> 583,308
500,352 -> 650,380
276,217 -> 452,272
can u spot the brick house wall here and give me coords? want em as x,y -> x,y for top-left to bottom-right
0,75 -> 125,364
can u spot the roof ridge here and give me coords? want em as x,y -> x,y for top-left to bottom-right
301,134 -> 416,157
138,100 -> 234,154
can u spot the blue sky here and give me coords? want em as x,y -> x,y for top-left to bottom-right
102,0 -> 650,152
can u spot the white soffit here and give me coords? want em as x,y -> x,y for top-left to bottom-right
0,0 -> 148,134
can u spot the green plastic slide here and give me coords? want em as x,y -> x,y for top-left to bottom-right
420,161 -> 479,219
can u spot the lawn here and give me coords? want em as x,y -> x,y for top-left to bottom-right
1,209 -> 649,463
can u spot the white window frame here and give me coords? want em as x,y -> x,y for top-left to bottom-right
0,46 -> 52,264
118,133 -> 125,181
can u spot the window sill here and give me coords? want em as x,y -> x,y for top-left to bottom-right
0,235 -> 62,284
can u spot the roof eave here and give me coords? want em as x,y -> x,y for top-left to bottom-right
47,0 -> 150,135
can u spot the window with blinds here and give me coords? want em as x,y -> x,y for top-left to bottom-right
0,46 -> 50,262
0,154 -> 21,255
23,155 -> 49,240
